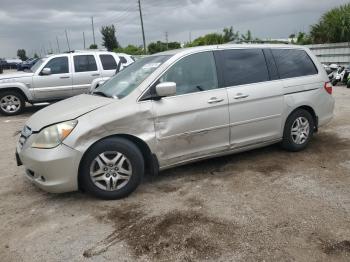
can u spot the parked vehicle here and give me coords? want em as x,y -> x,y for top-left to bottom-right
331,66 -> 345,86
0,58 -> 22,70
90,53 -> 135,92
16,44 -> 334,199
0,50 -> 133,115
327,64 -> 338,81
17,58 -> 39,71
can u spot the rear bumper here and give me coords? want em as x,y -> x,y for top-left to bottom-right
17,143 -> 82,193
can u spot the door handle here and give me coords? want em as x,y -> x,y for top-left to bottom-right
60,76 -> 70,79
207,97 -> 224,104
234,93 -> 249,99
91,73 -> 100,76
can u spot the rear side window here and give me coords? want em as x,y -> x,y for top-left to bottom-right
74,55 -> 97,72
219,49 -> 269,87
100,55 -> 117,70
272,49 -> 318,79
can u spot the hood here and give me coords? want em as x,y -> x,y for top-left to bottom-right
0,71 -> 33,80
26,94 -> 114,131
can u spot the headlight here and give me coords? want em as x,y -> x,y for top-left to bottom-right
31,120 -> 77,149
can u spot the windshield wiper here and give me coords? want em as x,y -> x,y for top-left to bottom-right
92,91 -> 111,98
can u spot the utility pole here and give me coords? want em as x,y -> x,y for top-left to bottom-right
91,16 -> 96,46
189,31 -> 192,44
138,0 -> 147,54
83,31 -> 86,49
65,29 -> 71,52
56,36 -> 61,53
165,31 -> 168,50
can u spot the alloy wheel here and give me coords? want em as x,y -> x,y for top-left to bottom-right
291,116 -> 310,145
89,151 -> 132,191
0,95 -> 21,113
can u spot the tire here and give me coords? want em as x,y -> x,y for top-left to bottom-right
0,91 -> 25,116
79,137 -> 144,200
281,109 -> 314,152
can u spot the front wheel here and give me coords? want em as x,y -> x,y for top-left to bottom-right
0,91 -> 25,116
281,109 -> 314,152
79,137 -> 144,199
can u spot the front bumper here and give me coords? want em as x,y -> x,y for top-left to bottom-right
17,143 -> 82,193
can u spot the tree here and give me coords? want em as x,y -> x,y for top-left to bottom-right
223,26 -> 239,42
310,3 -> 350,43
101,25 -> 119,51
33,53 -> 39,59
17,49 -> 27,61
89,44 -> 98,49
114,45 -> 144,55
147,41 -> 181,54
240,30 -> 252,42
186,27 -> 245,47
296,32 -> 312,45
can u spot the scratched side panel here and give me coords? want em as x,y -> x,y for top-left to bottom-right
63,93 -> 157,158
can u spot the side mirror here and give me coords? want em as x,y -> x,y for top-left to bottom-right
41,68 -> 51,75
155,82 -> 176,97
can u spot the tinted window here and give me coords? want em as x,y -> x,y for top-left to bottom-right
263,49 -> 279,80
100,55 -> 117,70
43,57 -> 68,74
74,55 -> 97,72
219,49 -> 269,87
160,52 -> 218,95
272,49 -> 318,78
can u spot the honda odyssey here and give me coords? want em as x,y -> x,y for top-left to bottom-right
16,44 -> 334,199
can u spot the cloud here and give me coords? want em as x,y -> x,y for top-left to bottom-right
0,0 -> 348,57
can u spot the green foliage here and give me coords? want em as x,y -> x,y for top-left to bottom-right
114,45 -> 144,55
240,30 -> 252,42
147,41 -> 181,54
186,27 -> 258,47
33,53 -> 39,59
295,32 -> 312,45
100,25 -> 119,51
89,44 -> 98,49
17,49 -> 27,61
310,3 -> 350,43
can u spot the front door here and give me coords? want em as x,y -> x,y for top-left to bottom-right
32,56 -> 72,100
152,51 -> 230,167
215,48 -> 284,148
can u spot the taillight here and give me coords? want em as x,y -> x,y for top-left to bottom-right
324,82 -> 332,95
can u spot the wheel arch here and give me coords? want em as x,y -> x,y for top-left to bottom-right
78,134 -> 159,190
0,87 -> 29,102
286,105 -> 318,132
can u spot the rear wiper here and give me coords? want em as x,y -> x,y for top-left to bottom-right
92,91 -> 111,98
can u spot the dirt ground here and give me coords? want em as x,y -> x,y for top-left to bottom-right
0,86 -> 350,262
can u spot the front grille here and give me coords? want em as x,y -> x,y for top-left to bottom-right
19,125 -> 32,148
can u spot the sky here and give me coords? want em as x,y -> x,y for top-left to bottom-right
0,0 -> 348,58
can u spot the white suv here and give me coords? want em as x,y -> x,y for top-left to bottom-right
0,50 -> 134,115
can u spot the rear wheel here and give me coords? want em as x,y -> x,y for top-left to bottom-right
0,91 -> 25,116
79,137 -> 144,199
281,109 -> 314,152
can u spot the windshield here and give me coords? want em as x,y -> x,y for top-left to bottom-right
95,55 -> 171,99
30,58 -> 47,72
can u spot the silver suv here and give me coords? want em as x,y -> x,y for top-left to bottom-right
16,44 -> 334,199
0,50 -> 133,115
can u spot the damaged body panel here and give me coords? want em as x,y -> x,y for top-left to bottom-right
16,44 -> 334,198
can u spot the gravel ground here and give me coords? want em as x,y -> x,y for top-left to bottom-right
0,86 -> 349,262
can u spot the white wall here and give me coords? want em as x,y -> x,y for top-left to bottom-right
306,42 -> 350,66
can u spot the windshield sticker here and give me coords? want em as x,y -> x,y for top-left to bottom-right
142,63 -> 161,69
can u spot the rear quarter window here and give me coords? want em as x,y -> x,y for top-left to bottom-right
272,49 -> 318,79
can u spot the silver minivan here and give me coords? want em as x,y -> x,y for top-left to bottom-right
16,44 -> 334,199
